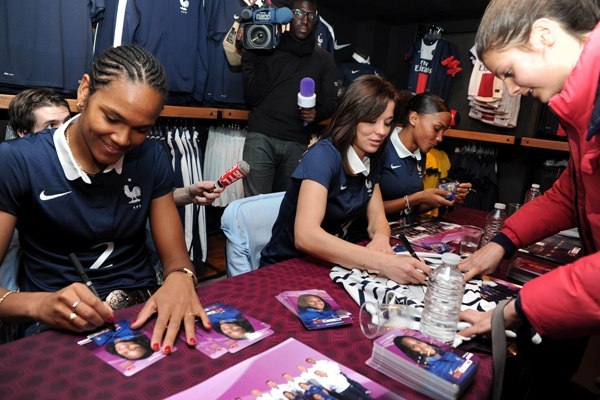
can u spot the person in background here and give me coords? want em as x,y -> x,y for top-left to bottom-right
8,88 -> 71,138
260,75 -> 430,285
379,93 -> 471,222
240,0 -> 338,196
0,44 -> 210,352
457,0 -> 600,397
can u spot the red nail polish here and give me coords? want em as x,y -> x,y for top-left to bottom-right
164,346 -> 172,354
207,322 -> 212,329
189,337 -> 197,345
107,315 -> 115,323
152,343 -> 159,351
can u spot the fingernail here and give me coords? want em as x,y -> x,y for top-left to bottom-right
189,337 -> 197,345
107,315 -> 115,323
164,346 -> 172,354
152,343 -> 159,351
207,322 -> 212,329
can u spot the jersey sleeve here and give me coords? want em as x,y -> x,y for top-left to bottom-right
291,140 -> 340,191
0,141 -> 30,216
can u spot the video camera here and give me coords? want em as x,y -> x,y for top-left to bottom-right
239,6 -> 293,50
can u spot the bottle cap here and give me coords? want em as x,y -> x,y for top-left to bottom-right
441,253 -> 461,266
494,202 -> 506,210
531,183 -> 540,189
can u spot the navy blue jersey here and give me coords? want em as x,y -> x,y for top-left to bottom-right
337,62 -> 384,87
0,121 -> 174,298
95,0 -> 201,96
260,138 -> 380,265
315,18 -> 335,55
379,129 -> 424,220
0,0 -> 97,93
405,38 -> 460,101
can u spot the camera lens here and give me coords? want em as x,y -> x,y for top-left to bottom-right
247,25 -> 272,49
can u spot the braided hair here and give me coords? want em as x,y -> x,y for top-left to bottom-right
89,44 -> 168,101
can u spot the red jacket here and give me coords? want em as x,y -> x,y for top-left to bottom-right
501,22 -> 600,338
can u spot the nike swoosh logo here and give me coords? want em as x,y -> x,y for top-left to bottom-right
340,185 -> 347,190
391,164 -> 402,169
351,69 -> 360,74
334,41 -> 351,50
39,190 -> 72,201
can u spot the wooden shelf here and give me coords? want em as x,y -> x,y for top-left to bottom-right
0,93 -> 569,152
521,137 -> 570,152
445,129 -> 515,144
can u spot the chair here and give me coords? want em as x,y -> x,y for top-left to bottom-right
220,192 -> 285,277
0,231 -> 21,291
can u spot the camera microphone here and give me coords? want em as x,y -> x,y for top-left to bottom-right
298,77 -> 316,126
215,161 -> 251,189
273,7 -> 293,24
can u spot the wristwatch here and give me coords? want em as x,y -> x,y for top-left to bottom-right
167,267 -> 198,287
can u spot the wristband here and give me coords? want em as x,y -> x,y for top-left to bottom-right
167,268 -> 198,287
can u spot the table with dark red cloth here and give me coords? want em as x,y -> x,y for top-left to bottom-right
0,253 -> 495,399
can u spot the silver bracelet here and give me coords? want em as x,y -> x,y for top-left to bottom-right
404,195 -> 411,213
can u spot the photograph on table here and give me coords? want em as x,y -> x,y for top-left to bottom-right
390,220 -> 463,253
276,289 -> 353,330
202,302 -> 274,353
166,338 -> 400,400
78,320 -> 172,377
366,327 -> 479,400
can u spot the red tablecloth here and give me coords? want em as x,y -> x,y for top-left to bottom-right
0,257 -> 493,399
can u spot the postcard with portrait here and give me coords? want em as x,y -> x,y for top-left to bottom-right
194,302 -> 274,355
276,289 -> 353,330
78,320 -> 173,377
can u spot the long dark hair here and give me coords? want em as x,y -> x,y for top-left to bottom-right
321,75 -> 401,175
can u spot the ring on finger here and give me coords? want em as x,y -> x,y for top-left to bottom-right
185,312 -> 196,318
71,299 -> 81,309
69,312 -> 78,321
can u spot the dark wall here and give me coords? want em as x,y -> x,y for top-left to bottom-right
317,7 -> 567,208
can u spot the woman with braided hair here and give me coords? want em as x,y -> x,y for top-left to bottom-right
0,44 -> 210,353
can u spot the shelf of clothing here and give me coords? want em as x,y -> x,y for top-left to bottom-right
1,94 -> 570,152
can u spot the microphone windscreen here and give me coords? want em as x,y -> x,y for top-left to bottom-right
275,7 -> 293,24
300,77 -> 315,97
215,161 -> 251,189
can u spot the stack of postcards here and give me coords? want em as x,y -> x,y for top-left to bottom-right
366,327 -> 479,400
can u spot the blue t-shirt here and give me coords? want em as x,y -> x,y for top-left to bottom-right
379,135 -> 424,221
260,138 -> 380,266
0,125 -> 174,298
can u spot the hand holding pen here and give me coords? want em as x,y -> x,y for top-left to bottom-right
68,253 -> 116,331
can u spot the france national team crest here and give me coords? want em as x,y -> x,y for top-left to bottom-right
365,179 -> 373,194
123,178 -> 141,207
180,0 -> 189,14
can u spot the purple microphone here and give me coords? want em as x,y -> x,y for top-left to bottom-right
297,77 -> 316,126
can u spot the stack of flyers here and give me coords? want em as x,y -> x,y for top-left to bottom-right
366,327 -> 479,400
276,289 -> 353,330
180,302 -> 274,358
78,320 -> 172,377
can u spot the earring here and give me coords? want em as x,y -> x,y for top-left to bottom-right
410,121 -> 415,126
76,102 -> 83,111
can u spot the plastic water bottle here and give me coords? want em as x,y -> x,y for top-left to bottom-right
480,202 -> 507,247
419,253 -> 464,344
523,183 -> 541,204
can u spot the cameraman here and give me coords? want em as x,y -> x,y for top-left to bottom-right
239,0 -> 338,196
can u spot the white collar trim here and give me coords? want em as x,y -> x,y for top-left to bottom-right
54,114 -> 124,185
391,126 -> 421,161
347,146 -> 370,176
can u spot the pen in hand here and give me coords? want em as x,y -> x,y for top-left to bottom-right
68,253 -> 116,331
397,234 -> 422,262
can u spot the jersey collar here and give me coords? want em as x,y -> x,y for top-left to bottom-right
391,127 -> 422,161
54,114 -> 124,184
347,145 -> 370,176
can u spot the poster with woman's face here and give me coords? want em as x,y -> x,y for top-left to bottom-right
276,289 -> 352,330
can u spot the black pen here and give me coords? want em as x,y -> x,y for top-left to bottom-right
397,234 -> 422,262
68,253 -> 116,331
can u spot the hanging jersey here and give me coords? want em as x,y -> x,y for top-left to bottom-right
405,38 -> 461,101
0,0 -> 97,94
